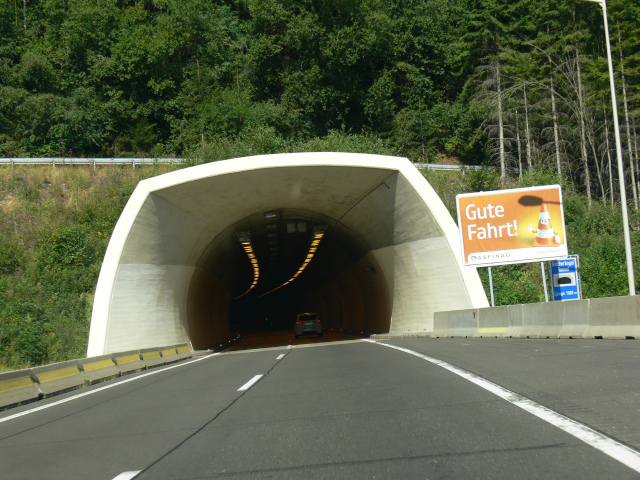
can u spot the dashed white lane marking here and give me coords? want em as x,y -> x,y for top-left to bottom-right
111,471 -> 141,480
238,374 -> 264,391
366,340 -> 640,474
276,354 -> 286,360
0,354 -> 217,424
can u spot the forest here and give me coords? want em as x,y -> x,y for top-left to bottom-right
0,0 -> 639,203
1,0 -> 640,370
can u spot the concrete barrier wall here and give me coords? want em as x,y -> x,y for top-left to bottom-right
585,296 -> 640,339
520,303 -> 543,338
0,369 -> 41,409
113,350 -> 147,375
434,296 -> 640,340
559,300 -> 589,338
79,355 -> 120,384
139,348 -> 166,368
505,305 -> 523,338
32,360 -> 86,396
0,343 -> 193,411
476,305 -> 508,337
433,309 -> 475,337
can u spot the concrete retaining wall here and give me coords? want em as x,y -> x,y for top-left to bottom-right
434,296 -> 640,339
0,343 -> 193,411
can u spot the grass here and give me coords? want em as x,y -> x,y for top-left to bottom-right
0,164 -> 180,371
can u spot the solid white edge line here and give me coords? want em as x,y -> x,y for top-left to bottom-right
0,354 -> 218,424
364,339 -> 640,474
111,471 -> 141,480
238,374 -> 264,391
276,354 -> 285,360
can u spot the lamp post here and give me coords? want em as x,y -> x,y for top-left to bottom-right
585,0 -> 635,295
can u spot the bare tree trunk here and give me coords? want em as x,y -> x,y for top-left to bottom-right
588,132 -> 606,205
605,113 -> 615,208
635,124 -> 640,196
618,26 -> 638,210
576,52 -> 592,207
496,58 -> 506,180
516,109 -> 523,180
550,74 -> 562,176
524,84 -> 533,172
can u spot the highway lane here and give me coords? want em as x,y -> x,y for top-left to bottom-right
0,351 -> 282,479
0,339 -> 639,479
383,337 -> 640,452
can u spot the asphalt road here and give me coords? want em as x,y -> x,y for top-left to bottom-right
1,338 -> 639,479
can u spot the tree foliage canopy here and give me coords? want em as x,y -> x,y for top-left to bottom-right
1,0 -> 635,183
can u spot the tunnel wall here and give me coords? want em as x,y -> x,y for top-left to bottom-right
105,264 -> 192,352
303,251 -> 391,334
186,269 -> 234,350
88,153 -> 489,356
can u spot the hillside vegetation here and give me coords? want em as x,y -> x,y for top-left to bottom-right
0,164 -> 176,370
1,0 -> 639,205
1,163 -> 639,371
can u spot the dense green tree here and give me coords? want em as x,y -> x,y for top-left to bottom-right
0,0 -> 637,184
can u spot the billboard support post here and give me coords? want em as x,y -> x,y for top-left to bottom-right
488,266 -> 495,307
541,262 -> 549,302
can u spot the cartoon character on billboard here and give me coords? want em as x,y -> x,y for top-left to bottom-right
528,203 -> 561,246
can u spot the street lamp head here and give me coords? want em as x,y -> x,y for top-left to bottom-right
582,0 -> 604,5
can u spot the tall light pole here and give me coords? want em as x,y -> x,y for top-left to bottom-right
585,0 -> 635,295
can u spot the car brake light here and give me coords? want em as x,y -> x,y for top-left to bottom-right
295,321 -> 302,325
314,319 -> 321,323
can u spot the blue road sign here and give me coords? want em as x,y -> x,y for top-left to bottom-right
550,258 -> 580,300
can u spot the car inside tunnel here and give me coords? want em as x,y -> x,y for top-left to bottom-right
192,208 -> 392,348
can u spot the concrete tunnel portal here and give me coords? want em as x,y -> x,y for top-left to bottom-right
87,153 -> 489,357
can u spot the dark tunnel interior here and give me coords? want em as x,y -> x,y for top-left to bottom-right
193,208 -> 392,346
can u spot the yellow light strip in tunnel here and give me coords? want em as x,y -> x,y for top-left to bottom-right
259,230 -> 325,297
234,240 -> 260,300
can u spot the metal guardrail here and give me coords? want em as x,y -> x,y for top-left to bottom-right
412,163 -> 486,171
1,157 -> 492,171
0,157 -> 184,167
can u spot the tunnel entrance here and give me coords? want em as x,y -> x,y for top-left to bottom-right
197,208 -> 392,349
88,153 -> 488,357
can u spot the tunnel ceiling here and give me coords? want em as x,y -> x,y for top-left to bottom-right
144,163 -> 399,304
197,208 -> 374,302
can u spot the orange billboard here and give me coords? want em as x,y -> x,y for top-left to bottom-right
456,185 -> 568,267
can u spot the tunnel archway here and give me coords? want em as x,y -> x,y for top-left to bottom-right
87,153 -> 488,356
